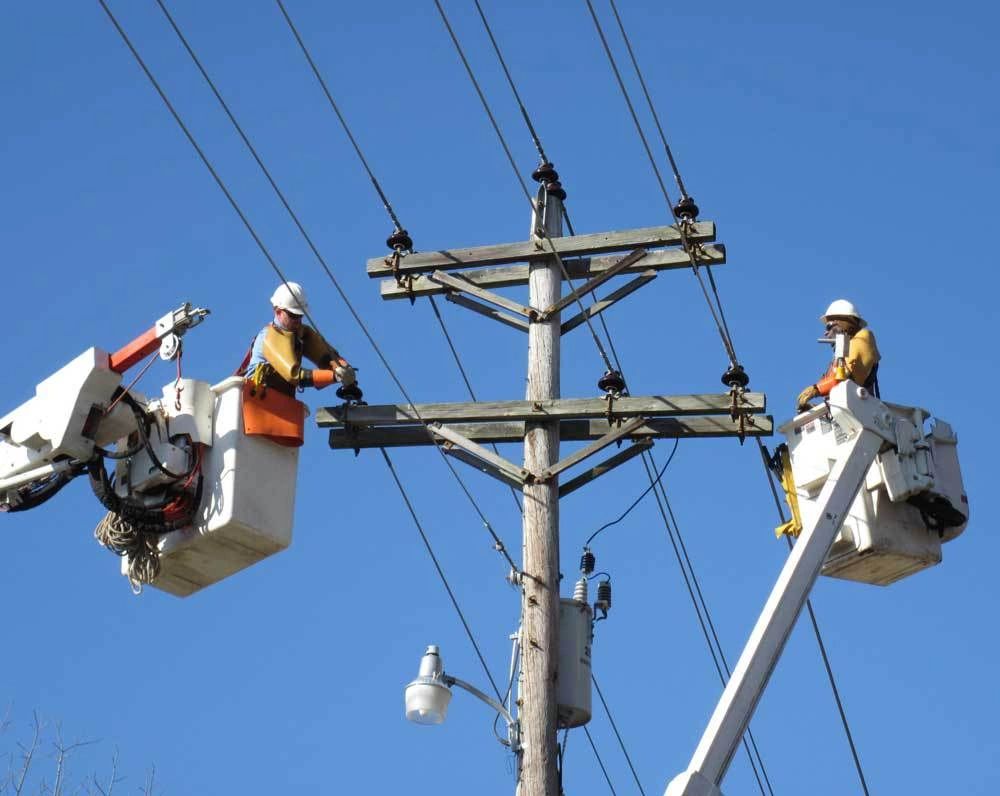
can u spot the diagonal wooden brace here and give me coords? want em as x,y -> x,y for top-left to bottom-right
429,422 -> 532,484
442,446 -> 527,489
559,439 -> 653,498
536,416 -> 648,482
445,293 -> 530,332
538,247 -> 648,320
430,270 -> 538,319
561,270 -> 658,335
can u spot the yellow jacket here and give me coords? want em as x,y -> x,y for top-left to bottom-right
816,328 -> 881,395
247,324 -> 343,395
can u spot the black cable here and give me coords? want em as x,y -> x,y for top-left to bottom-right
591,674 -> 645,795
651,459 -> 774,796
274,0 -> 404,234
639,452 -> 770,796
584,725 -> 619,795
605,0 -> 688,201
381,448 -> 504,702
581,0 -> 739,368
755,440 -> 871,796
586,438 -> 678,546
433,0 -> 616,373
427,295 -> 523,516
471,0 -> 548,166
134,0 -> 518,574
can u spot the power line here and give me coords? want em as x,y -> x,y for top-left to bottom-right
146,0 -> 518,576
584,726 -> 619,795
381,449 -> 504,701
591,674 -> 645,795
433,0 -> 616,374
471,0 -> 548,167
274,0 -> 405,235
586,439 -> 678,546
585,1 -> 869,787
581,0 -> 739,369
756,440 -> 871,796
640,452 -> 772,796
100,0 -> 510,703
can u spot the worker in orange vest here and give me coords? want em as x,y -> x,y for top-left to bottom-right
241,281 -> 357,397
796,299 -> 880,413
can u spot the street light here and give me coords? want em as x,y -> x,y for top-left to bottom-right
404,645 -> 520,752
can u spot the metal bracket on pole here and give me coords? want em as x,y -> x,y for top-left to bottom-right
559,439 -> 653,498
430,270 -> 538,319
536,416 -> 648,482
537,247 -> 647,320
429,422 -> 531,484
444,293 -> 530,332
561,270 -> 658,335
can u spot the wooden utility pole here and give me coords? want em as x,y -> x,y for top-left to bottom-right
519,184 -> 563,796
321,198 -> 771,796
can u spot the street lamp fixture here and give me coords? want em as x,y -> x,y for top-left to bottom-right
405,645 -> 520,752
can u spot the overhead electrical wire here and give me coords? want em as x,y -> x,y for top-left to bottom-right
99,0 -> 509,702
756,441 -> 871,796
582,0 -> 738,369
592,674 -> 646,795
586,438 -> 678,546
146,0 -> 517,575
590,2 -> 872,790
584,725 -> 620,796
433,0 -> 616,374
457,3 -> 769,789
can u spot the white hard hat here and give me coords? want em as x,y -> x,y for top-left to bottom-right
821,299 -> 866,328
271,281 -> 309,316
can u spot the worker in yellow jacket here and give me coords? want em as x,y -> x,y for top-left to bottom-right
241,281 -> 357,397
796,299 -> 880,413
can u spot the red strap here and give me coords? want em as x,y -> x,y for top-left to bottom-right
234,337 -> 255,377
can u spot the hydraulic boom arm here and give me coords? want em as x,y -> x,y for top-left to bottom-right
665,382 -> 897,796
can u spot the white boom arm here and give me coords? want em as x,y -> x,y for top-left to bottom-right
665,382 -> 897,796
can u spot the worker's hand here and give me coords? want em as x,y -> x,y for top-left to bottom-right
335,364 -> 357,386
312,369 -> 336,390
796,384 -> 820,413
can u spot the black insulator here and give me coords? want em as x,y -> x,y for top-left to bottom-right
580,548 -> 596,575
596,579 -> 612,609
721,364 -> 750,389
545,180 -> 567,201
336,383 -> 364,404
673,196 -> 699,220
386,228 -> 413,252
531,162 -> 558,184
597,369 -> 626,396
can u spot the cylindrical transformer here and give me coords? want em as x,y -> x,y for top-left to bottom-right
557,597 -> 593,728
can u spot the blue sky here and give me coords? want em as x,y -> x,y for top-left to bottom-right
1,1 -> 997,793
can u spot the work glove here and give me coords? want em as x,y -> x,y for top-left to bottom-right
796,384 -> 820,413
312,369 -> 336,390
335,364 -> 357,386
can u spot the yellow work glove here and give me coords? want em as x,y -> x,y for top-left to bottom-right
796,384 -> 820,413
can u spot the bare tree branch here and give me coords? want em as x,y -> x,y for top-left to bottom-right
12,712 -> 43,796
138,764 -> 156,796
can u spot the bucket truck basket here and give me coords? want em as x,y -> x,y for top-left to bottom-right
123,377 -> 301,596
781,396 -> 969,586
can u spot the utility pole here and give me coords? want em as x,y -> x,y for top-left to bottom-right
320,184 -> 770,796
519,182 -> 563,795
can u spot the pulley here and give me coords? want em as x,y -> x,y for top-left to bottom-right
597,369 -> 627,397
673,195 -> 699,221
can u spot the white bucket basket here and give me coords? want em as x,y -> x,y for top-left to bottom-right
123,377 -> 300,596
